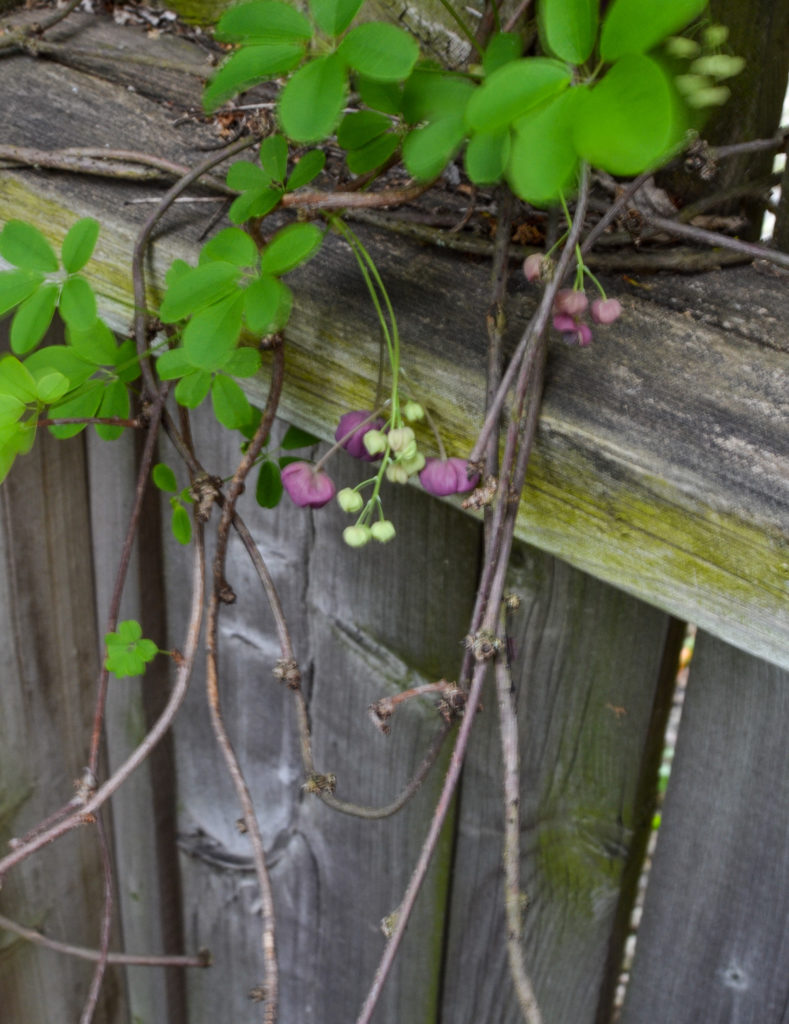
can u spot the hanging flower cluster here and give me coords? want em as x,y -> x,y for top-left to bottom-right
523,252 -> 623,347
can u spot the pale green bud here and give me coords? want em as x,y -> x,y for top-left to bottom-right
387,426 -> 415,453
337,488 -> 364,514
343,524 -> 372,547
399,451 -> 426,475
386,464 -> 410,484
399,439 -> 419,462
686,85 -> 731,108
702,24 -> 729,48
690,55 -> 745,80
370,520 -> 396,543
403,401 -> 425,422
675,73 -> 711,96
665,36 -> 700,59
363,429 -> 387,456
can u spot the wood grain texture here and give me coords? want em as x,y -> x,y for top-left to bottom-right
1,21 -> 787,665
620,632 -> 789,1024
440,543 -> 679,1024
0,329 -> 126,1023
161,408 -> 481,1022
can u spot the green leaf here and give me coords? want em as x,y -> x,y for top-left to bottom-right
244,273 -> 284,333
240,404 -> 263,440
357,75 -> 402,114
47,381 -> 103,438
24,346 -> 95,390
271,280 -> 293,331
61,217 -> 100,274
0,355 -> 38,402
171,502 -> 192,545
228,186 -> 283,225
278,54 -> 348,143
346,133 -> 399,175
159,261 -> 240,323
95,378 -> 130,440
15,417 -> 37,455
0,269 -> 43,316
338,22 -> 419,82
113,339 -> 141,384
105,619 -> 158,678
175,369 -> 213,409
259,135 -> 288,183
215,0 -> 312,43
35,371 -> 69,405
573,54 -> 680,175
401,68 -> 475,123
338,110 -> 391,150
223,347 -> 262,377
182,292 -> 245,371
465,58 -> 571,133
402,117 -> 467,180
227,160 -> 272,191
0,394 -> 25,425
256,459 -> 283,507
309,0 -> 363,35
156,347 -> 194,381
10,284 -> 58,355
482,32 -> 523,75
285,149 -> 326,191
203,43 -> 305,111
211,374 -> 252,429
600,0 -> 708,62
153,462 -> 178,492
199,227 -> 259,267
281,424 -> 320,449
59,276 -> 97,331
465,129 -> 510,185
0,220 -> 58,272
539,0 -> 598,64
260,223 -> 323,275
508,88 -> 583,206
67,317 -> 118,366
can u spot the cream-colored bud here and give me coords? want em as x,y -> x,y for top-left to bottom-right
403,401 -> 425,422
337,488 -> 364,513
387,426 -> 415,453
370,520 -> 396,543
386,464 -> 409,484
363,429 -> 387,455
343,524 -> 372,547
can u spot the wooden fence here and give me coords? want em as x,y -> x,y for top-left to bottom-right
1,7 -> 789,1024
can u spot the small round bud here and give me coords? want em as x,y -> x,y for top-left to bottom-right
370,520 -> 396,543
675,73 -> 711,97
402,401 -> 424,422
337,487 -> 364,513
399,439 -> 419,462
553,289 -> 588,317
387,426 -> 415,453
523,253 -> 543,282
702,24 -> 729,48
343,524 -> 372,547
690,55 -> 745,80
590,298 -> 623,325
386,464 -> 410,484
363,429 -> 388,456
686,85 -> 731,108
665,35 -> 700,59
399,451 -> 426,476
281,462 -> 336,509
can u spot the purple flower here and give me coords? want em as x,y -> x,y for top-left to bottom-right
553,317 -> 593,347
419,457 -> 479,497
281,461 -> 335,508
335,410 -> 385,461
591,298 -> 623,324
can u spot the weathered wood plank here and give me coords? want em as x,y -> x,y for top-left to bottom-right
0,327 -> 126,1023
162,408 -> 481,1022
440,543 -> 681,1024
1,19 -> 788,671
620,632 -> 789,1023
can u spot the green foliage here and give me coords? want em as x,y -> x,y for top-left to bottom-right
153,462 -> 194,544
600,0 -> 708,62
539,0 -> 598,64
337,23 -> 419,82
104,620 -> 160,679
61,217 -> 100,273
278,55 -> 348,142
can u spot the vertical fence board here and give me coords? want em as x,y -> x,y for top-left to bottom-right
0,324 -> 125,1023
441,542 -> 681,1024
619,633 -> 789,1024
165,411 -> 481,1023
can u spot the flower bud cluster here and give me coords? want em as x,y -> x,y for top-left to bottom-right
551,288 -> 622,347
666,23 -> 743,110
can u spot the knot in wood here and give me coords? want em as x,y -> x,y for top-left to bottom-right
190,473 -> 222,522
368,698 -> 394,734
464,629 -> 503,661
303,772 -> 336,795
437,685 -> 466,722
273,658 -> 301,689
461,474 -> 497,511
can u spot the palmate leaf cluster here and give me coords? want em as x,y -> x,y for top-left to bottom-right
205,0 -> 730,207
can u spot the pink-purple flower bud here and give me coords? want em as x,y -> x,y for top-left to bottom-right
553,289 -> 588,317
281,461 -> 336,509
590,298 -> 623,324
523,253 -> 543,282
419,457 -> 479,497
335,410 -> 385,461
